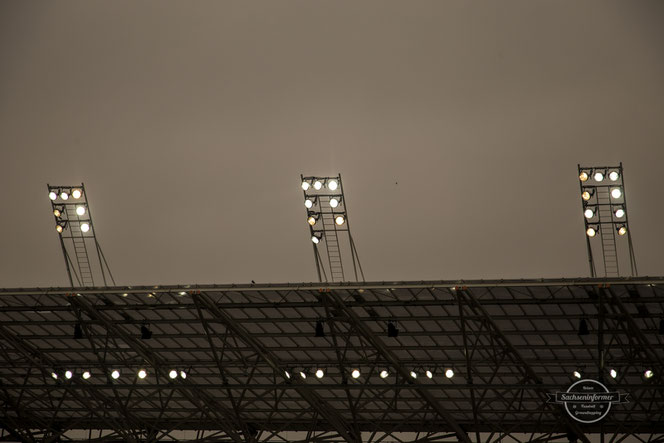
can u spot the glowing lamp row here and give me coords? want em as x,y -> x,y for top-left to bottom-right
302,179 -> 338,191
579,170 -> 620,183
49,189 -> 83,201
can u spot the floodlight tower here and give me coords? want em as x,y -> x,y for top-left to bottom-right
47,183 -> 115,287
300,174 -> 365,283
577,164 -> 637,277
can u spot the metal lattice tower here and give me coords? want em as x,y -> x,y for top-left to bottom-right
301,174 -> 365,283
47,183 -> 115,287
578,163 -> 638,277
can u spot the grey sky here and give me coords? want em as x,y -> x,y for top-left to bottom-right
1,1 -> 663,287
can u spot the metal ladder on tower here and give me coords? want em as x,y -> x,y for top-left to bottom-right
66,204 -> 95,286
321,212 -> 345,282
597,188 -> 619,277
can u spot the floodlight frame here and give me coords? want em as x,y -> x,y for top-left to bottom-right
47,183 -> 115,287
577,163 -> 637,277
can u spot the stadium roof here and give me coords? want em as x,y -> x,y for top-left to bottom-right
1,277 -> 663,442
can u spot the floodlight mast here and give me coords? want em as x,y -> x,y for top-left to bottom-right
301,174 -> 365,283
577,163 -> 637,277
47,183 -> 115,287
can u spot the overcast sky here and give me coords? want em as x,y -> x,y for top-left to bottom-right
1,1 -> 663,287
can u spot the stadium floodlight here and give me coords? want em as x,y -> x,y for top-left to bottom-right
380,370 -> 389,379
315,369 -> 325,379
56,223 -> 65,233
617,225 -> 627,236
611,188 -> 622,199
593,171 -> 604,182
299,371 -> 307,379
586,227 -> 597,238
445,369 -> 454,379
610,369 -> 617,379
579,172 -> 589,182
82,371 -> 91,380
410,371 -> 417,379
72,188 -> 82,199
285,370 -> 291,379
53,208 -> 62,217
573,371 -> 582,379
76,206 -> 86,216
111,370 -> 120,379
584,208 -> 594,219
65,370 -> 73,379
614,208 -> 625,219
180,371 -> 187,379
169,369 -> 178,379
51,372 -> 58,379
300,173 -> 365,283
49,191 -> 58,200
351,369 -> 360,379
581,190 -> 593,201
138,369 -> 147,379
609,171 -> 620,181
80,223 -> 90,233
426,370 -> 433,379
60,191 -> 69,200
644,369 -> 654,379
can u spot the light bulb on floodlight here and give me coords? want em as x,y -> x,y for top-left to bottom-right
586,227 -> 597,237
301,181 -> 310,191
380,370 -> 389,379
81,223 -> 90,233
313,181 -> 322,190
609,171 -> 619,181
111,370 -> 120,379
351,369 -> 360,379
315,369 -> 324,379
76,206 -> 86,216
304,199 -> 313,209
169,370 -> 177,379
51,372 -> 58,379
582,191 -> 592,201
617,226 -> 627,236
644,370 -> 653,379
426,370 -> 433,379
573,371 -> 582,379
49,191 -> 58,200
53,209 -> 61,217
300,371 -> 307,379
56,225 -> 63,233
335,215 -> 345,225
584,208 -> 594,219
65,370 -> 73,379
445,369 -> 454,378
610,369 -> 617,379
60,192 -> 69,200
72,189 -> 82,199
410,371 -> 417,379
285,371 -> 291,379
615,208 -> 625,218
307,216 -> 317,226
312,235 -> 320,244
329,198 -> 339,208
327,180 -> 338,191
611,188 -> 622,199
82,371 -> 91,380
180,371 -> 187,379
594,172 -> 604,182
579,172 -> 589,182
138,369 -> 147,379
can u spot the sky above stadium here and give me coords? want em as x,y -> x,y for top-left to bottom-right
1,1 -> 663,287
